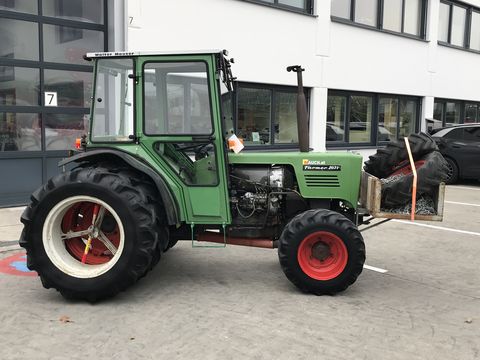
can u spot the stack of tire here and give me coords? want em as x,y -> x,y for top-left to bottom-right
363,133 -> 449,208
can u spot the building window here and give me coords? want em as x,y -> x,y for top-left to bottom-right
235,83 -> 305,147
433,99 -> 480,129
438,1 -> 480,51
239,0 -> 313,14
0,0 -> 106,153
331,0 -> 427,38
327,91 -> 420,147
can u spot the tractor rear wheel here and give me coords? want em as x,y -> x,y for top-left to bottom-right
278,209 -> 365,295
20,165 -> 164,302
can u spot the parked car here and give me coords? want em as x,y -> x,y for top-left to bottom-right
431,124 -> 480,184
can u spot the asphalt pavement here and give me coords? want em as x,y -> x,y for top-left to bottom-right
0,184 -> 479,360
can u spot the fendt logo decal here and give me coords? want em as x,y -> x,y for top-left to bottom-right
302,159 -> 341,172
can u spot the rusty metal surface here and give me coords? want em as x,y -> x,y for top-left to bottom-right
196,232 -> 274,249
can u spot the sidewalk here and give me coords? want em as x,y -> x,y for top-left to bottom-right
0,206 -> 24,252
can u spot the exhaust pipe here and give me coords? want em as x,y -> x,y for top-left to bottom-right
287,65 -> 309,153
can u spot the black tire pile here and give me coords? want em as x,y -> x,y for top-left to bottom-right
363,133 -> 449,208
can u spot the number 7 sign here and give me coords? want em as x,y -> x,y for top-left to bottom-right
45,92 -> 58,107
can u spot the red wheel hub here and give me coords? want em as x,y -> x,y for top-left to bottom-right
297,231 -> 348,281
61,201 -> 120,265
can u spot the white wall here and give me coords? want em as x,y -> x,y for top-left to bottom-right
124,0 -> 480,156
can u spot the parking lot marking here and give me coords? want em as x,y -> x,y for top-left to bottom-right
445,201 -> 480,207
364,264 -> 388,273
393,220 -> 480,237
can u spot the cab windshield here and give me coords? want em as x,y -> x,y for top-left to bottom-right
91,58 -> 134,142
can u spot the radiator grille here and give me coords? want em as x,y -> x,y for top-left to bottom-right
304,174 -> 340,188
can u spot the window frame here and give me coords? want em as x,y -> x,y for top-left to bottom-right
0,1 -> 108,156
434,98 -> 480,126
327,90 -> 421,148
141,60 -> 215,137
330,0 -> 428,40
438,0 -> 480,52
237,0 -> 314,15
234,82 -> 309,150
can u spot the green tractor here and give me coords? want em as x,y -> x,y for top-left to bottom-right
20,50 -> 426,301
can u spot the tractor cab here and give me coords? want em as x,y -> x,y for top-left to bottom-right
84,50 -> 235,225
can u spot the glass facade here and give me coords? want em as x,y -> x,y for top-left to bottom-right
0,0 -> 107,205
236,84 -> 303,147
327,91 -> 420,146
439,1 -> 480,51
433,99 -> 480,128
331,0 -> 426,38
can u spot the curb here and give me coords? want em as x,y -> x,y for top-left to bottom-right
0,241 -> 21,253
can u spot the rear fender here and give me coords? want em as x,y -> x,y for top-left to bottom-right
59,149 -> 180,225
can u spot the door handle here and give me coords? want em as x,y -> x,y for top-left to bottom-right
192,135 -> 215,142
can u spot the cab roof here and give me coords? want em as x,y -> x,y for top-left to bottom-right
85,49 -> 223,59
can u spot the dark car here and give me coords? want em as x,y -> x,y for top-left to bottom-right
431,124 -> 480,184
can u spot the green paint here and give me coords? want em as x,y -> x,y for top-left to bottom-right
86,51 -> 363,227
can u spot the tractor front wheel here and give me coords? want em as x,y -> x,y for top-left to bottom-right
278,209 -> 365,295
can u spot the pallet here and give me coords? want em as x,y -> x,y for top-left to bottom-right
359,171 -> 445,221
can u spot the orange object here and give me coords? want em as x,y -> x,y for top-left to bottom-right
404,137 -> 417,221
81,236 -> 93,264
75,138 -> 82,149
81,204 -> 100,264
228,137 -> 244,150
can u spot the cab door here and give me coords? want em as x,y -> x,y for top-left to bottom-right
137,55 -> 231,225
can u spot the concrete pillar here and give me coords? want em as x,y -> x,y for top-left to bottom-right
309,87 -> 328,152
421,96 -> 435,132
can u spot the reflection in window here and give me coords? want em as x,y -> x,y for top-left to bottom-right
328,92 -> 420,146
445,102 -> 461,125
92,58 -> 133,141
470,12 -> 480,51
383,0 -> 403,33
238,87 -> 271,145
332,0 -> 425,38
45,113 -> 87,150
350,96 -> 372,143
235,84 -> 303,147
399,99 -> 417,137
438,2 -> 450,42
326,96 -> 346,142
439,1 -> 480,50
44,69 -> 92,108
465,104 -> 479,123
0,0 -> 37,14
378,97 -> 398,142
451,5 -> 467,47
0,112 -> 41,151
331,0 -> 351,18
274,92 -> 298,144
43,0 -> 104,24
144,62 -> 212,135
43,24 -> 103,64
0,18 -> 39,61
404,0 -> 422,35
0,67 -> 40,106
355,0 -> 378,26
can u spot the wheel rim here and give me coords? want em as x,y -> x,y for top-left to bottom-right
389,160 -> 426,177
42,195 -> 125,279
297,231 -> 348,281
